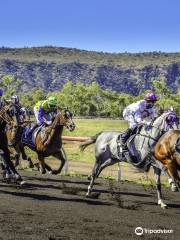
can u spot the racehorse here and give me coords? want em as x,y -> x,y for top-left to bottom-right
11,108 -> 75,174
80,111 -> 179,208
0,102 -> 23,182
154,129 -> 180,191
6,106 -> 33,168
20,106 -> 31,122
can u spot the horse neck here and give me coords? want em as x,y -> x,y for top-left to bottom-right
44,113 -> 64,145
149,117 -> 166,140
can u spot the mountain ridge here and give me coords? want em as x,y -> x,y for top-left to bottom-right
0,46 -> 180,95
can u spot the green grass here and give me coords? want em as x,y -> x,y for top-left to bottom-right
63,118 -> 128,136
23,119 -> 128,164
63,119 -> 128,163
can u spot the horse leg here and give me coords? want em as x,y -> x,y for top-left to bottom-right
1,149 -> 24,184
86,159 -> 102,196
163,168 -> 178,192
153,166 -> 167,209
20,145 -> 34,168
50,150 -> 66,175
38,154 -> 46,174
14,153 -> 20,167
87,158 -> 115,196
167,161 -> 180,189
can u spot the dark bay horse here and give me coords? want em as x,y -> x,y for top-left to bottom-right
0,102 -> 23,182
80,111 -> 178,208
7,106 -> 33,168
10,109 -> 75,175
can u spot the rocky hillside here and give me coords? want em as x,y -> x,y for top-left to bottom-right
0,46 -> 180,95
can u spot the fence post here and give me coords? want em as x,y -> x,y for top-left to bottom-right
118,162 -> 122,181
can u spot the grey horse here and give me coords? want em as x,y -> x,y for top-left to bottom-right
80,111 -> 179,208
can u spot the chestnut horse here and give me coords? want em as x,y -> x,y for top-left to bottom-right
9,109 -> 75,175
154,129 -> 180,191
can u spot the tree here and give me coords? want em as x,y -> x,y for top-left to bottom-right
0,75 -> 22,98
152,75 -> 171,98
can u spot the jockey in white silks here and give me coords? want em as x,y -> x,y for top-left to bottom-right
121,92 -> 158,151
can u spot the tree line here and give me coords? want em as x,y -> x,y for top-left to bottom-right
0,74 -> 180,117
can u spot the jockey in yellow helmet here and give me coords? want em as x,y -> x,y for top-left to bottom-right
34,96 -> 58,125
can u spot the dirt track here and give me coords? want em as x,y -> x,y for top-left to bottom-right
0,170 -> 179,240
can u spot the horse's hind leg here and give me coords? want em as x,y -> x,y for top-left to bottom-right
153,166 -> 167,209
14,153 -> 20,167
87,160 -> 102,196
20,145 -> 34,168
96,158 -> 116,178
87,158 -> 115,196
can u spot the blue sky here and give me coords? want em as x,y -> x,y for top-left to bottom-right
0,0 -> 180,52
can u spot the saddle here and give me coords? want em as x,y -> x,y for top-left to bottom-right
117,134 -> 151,172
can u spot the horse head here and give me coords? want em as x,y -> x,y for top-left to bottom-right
1,101 -> 21,145
53,108 -> 76,132
20,106 -> 31,122
150,110 -> 179,134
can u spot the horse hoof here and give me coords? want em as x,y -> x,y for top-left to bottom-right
161,204 -> 168,209
171,186 -> 178,192
28,162 -> 34,169
87,175 -> 91,181
86,192 -> 90,197
40,169 -> 46,174
20,180 -> 26,185
48,171 -> 53,174
51,170 -> 59,175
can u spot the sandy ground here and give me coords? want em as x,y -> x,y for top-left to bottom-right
0,170 -> 179,240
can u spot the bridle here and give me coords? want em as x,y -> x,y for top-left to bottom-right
138,113 -> 178,143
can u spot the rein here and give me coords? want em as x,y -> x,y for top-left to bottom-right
43,112 -> 64,146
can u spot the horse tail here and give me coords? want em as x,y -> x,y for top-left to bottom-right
80,132 -> 102,152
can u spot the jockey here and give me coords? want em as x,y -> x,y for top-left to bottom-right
10,95 -> 20,105
34,96 -> 58,126
121,92 -> 158,151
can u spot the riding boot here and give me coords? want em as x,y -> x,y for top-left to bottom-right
120,128 -> 133,151
27,123 -> 39,137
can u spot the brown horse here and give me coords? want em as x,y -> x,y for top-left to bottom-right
0,102 -> 23,182
154,129 -> 180,190
7,106 -> 33,168
9,109 -> 75,174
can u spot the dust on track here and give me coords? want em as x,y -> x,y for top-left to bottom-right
0,170 -> 179,240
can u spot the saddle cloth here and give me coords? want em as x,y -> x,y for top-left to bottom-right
21,124 -> 42,148
117,134 -> 151,171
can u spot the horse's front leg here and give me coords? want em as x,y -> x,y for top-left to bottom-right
50,150 -> 66,175
153,166 -> 167,209
162,159 -> 180,191
38,154 -> 46,174
167,160 -> 180,189
163,168 -> 178,192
